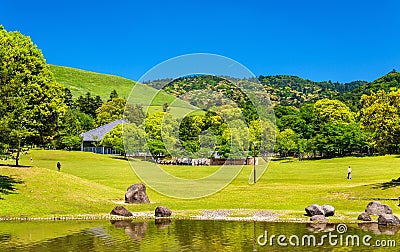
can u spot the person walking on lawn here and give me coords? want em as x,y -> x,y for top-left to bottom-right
347,166 -> 352,179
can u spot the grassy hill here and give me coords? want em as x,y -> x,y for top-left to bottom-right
50,65 -> 135,100
1,150 -> 399,220
50,65 -> 196,115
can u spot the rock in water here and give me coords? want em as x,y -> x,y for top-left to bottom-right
357,212 -> 372,221
378,214 -> 400,225
110,206 -> 133,217
305,204 -> 325,216
310,215 -> 327,223
322,205 -> 335,217
365,201 -> 392,215
155,206 -> 172,217
125,183 -> 150,204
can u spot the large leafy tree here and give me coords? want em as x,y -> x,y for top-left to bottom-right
124,104 -> 146,126
57,108 -> 93,149
123,123 -> 147,155
312,99 -> 366,156
95,97 -> 126,127
179,115 -> 204,153
0,26 -> 65,165
360,89 -> 400,153
101,123 -> 148,156
275,128 -> 297,157
312,122 -> 367,157
144,112 -> 178,157
314,98 -> 354,127
101,124 -> 124,154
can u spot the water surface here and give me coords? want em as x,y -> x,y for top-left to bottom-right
1,220 -> 399,251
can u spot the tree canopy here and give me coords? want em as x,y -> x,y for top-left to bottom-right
0,26 -> 65,165
360,89 -> 400,154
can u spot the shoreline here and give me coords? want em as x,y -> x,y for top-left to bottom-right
0,209 -> 375,224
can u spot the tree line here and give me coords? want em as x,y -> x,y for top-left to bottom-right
274,88 -> 400,158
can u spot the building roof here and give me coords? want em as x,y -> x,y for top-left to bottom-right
80,119 -> 126,142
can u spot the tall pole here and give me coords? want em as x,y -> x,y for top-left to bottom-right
253,142 -> 256,184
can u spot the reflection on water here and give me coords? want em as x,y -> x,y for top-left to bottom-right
0,220 -> 399,251
358,223 -> 400,235
111,220 -> 149,241
155,218 -> 172,229
306,223 -> 336,233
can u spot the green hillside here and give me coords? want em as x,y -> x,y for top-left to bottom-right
259,75 -> 366,107
339,71 -> 400,110
49,65 -> 135,100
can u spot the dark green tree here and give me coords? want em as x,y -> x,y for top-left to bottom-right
74,92 -> 103,118
64,88 -> 74,107
108,89 -> 119,102
57,108 -> 93,149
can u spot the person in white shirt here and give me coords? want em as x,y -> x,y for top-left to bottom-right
347,166 -> 352,179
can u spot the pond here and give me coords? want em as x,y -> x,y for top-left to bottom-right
1,220 -> 399,251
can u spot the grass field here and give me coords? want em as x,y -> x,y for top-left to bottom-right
0,150 -> 399,221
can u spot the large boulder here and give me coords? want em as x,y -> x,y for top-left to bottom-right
310,215 -> 327,223
305,204 -> 325,216
110,206 -> 133,217
357,212 -> 372,221
378,214 -> 400,225
365,201 -> 392,215
125,183 -> 150,204
322,205 -> 335,217
155,206 -> 172,217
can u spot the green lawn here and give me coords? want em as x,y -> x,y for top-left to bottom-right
1,150 -> 399,220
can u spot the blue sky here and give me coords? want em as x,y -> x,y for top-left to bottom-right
1,0 -> 399,83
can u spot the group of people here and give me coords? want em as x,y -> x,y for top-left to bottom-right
156,158 -> 209,166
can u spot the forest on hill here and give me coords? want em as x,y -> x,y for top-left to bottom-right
144,72 -> 400,157
148,73 -> 400,112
